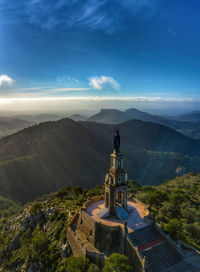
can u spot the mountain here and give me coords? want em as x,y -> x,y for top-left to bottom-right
0,117 -> 33,138
0,118 -> 200,203
87,108 -> 174,126
0,114 -> 62,138
173,111 -> 200,122
14,113 -> 61,123
87,109 -> 127,124
69,114 -> 87,121
88,108 -> 200,139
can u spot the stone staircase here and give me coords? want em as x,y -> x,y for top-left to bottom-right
128,225 -> 183,272
128,225 -> 161,246
142,241 -> 183,272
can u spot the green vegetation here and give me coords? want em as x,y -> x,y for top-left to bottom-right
0,196 -> 21,218
102,253 -> 133,272
0,185 -> 104,271
0,117 -> 200,203
57,256 -> 100,272
0,173 -> 199,271
129,172 -> 200,250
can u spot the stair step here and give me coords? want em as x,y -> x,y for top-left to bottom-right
142,241 -> 183,272
128,225 -> 161,246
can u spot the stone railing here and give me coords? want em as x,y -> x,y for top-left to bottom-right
68,211 -> 80,227
180,241 -> 200,255
81,209 -> 96,223
154,223 -> 184,256
82,195 -> 104,210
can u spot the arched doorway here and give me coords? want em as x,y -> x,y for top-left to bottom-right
115,191 -> 124,207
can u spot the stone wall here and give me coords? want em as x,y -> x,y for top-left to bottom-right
82,195 -> 104,210
78,210 -> 96,245
67,227 -> 86,257
67,196 -> 150,271
95,222 -> 123,253
125,236 -> 144,272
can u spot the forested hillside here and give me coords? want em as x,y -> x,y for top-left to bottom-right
130,172 -> 200,250
0,173 -> 199,271
0,118 -> 200,202
0,185 -> 104,272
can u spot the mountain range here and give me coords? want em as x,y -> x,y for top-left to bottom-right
1,109 -> 200,140
87,108 -> 200,139
0,117 -> 33,138
0,118 -> 200,203
173,111 -> 200,122
0,114 -> 61,138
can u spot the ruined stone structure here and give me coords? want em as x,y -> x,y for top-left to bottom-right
67,129 -> 200,272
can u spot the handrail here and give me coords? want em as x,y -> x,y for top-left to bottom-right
154,223 -> 183,256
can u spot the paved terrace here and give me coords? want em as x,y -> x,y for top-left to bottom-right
86,199 -> 148,233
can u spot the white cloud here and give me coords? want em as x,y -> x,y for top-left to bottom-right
21,0 -> 161,33
0,75 -> 14,87
57,76 -> 80,84
13,87 -> 89,93
0,96 -> 198,102
89,76 -> 120,90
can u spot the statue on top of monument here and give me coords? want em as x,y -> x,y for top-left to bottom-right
114,128 -> 120,152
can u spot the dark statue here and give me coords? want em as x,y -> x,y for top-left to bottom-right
114,128 -> 120,151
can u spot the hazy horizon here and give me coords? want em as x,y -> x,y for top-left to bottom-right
0,100 -> 199,117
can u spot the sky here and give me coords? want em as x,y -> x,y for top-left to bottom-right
0,0 -> 200,113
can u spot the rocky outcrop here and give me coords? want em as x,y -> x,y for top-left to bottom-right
9,234 -> 21,252
59,242 -> 72,258
21,211 -> 50,232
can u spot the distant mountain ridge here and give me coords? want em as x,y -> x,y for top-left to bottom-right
173,111 -> 200,122
0,118 -> 200,203
69,114 -> 87,121
14,113 -> 61,123
0,117 -> 33,138
87,108 -> 182,126
87,108 -> 200,139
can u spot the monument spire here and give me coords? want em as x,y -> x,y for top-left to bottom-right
114,128 -> 120,153
104,128 -> 128,217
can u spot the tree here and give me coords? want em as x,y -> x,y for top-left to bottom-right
102,253 -> 133,272
87,263 -> 100,272
163,218 -> 182,240
169,189 -> 188,207
147,190 -> 168,212
30,202 -> 42,214
56,256 -> 90,272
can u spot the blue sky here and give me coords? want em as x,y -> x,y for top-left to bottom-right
0,0 -> 200,111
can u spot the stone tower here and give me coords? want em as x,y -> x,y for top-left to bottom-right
104,128 -> 128,216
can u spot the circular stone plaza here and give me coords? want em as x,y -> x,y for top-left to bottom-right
86,199 -> 148,233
